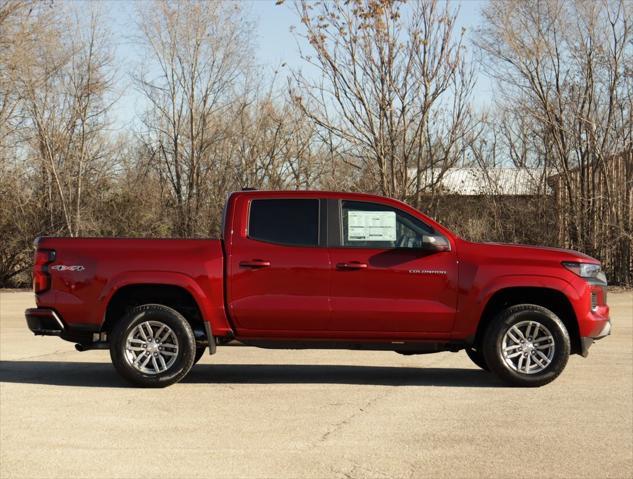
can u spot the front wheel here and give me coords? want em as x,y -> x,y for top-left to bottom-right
465,347 -> 489,371
483,304 -> 570,387
110,304 -> 196,388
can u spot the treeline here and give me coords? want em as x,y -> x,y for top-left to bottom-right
1,0 -> 631,286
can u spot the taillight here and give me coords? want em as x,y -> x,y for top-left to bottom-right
33,249 -> 55,294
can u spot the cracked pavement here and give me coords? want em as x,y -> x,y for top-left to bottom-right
1,291 -> 632,478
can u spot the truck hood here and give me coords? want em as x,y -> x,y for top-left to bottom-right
467,241 -> 599,264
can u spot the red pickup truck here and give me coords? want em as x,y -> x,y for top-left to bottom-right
25,190 -> 611,387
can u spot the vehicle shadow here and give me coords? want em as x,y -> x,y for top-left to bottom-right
185,364 -> 502,387
0,360 -> 503,388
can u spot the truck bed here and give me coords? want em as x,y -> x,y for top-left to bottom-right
34,237 -> 228,335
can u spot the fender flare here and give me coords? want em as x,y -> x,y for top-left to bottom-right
477,274 -> 580,308
96,271 -> 224,346
456,274 -> 581,339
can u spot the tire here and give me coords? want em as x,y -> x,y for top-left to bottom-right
193,346 -> 206,365
110,304 -> 196,388
465,347 -> 489,371
482,304 -> 570,387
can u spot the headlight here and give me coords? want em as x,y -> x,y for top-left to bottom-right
562,262 -> 607,283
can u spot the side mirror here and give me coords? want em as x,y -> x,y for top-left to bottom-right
422,234 -> 451,251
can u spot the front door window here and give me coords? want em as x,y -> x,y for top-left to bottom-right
342,200 -> 435,249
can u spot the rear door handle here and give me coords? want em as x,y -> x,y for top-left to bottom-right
336,261 -> 368,270
239,259 -> 271,269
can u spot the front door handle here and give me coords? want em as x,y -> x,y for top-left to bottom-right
239,259 -> 271,269
336,261 -> 368,270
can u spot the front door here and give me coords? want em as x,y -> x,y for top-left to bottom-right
328,200 -> 458,335
227,197 -> 331,335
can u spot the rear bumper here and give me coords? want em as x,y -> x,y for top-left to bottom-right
25,308 -> 65,336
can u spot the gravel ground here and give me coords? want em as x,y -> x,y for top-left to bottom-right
1,290 -> 632,479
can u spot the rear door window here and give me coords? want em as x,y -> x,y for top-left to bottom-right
248,199 -> 319,247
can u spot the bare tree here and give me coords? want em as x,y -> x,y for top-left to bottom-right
2,0 -> 631,288
226,85 -> 334,191
0,1 -> 29,152
134,0 -> 253,237
477,0 -> 633,284
15,4 -> 117,236
289,0 -> 477,206
0,1 -> 57,283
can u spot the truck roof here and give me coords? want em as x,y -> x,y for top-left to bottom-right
231,189 -> 402,202
227,189 -> 454,238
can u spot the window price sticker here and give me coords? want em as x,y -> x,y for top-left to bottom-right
347,210 -> 396,241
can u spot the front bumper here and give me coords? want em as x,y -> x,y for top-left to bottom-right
25,308 -> 65,336
580,319 -> 611,357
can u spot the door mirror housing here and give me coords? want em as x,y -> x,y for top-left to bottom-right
421,234 -> 451,251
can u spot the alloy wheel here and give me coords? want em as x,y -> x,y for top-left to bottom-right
124,320 -> 179,375
501,320 -> 555,374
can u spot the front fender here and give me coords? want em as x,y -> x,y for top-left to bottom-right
454,274 -> 579,338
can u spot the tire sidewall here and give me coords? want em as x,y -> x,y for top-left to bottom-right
194,346 -> 206,365
110,304 -> 196,387
466,347 -> 489,371
483,305 -> 570,387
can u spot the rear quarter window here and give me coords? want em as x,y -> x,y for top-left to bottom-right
248,199 -> 319,247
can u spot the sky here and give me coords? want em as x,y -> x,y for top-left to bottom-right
105,0 -> 492,132
249,0 -> 489,75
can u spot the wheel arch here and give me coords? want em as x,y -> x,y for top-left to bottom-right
101,283 -> 211,346
96,270 -> 231,339
475,286 -> 581,355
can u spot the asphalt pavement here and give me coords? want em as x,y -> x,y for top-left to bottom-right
1,291 -> 631,478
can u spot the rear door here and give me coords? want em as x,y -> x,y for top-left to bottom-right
226,197 -> 331,335
328,199 -> 458,335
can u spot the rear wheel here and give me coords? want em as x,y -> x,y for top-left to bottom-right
483,304 -> 570,387
465,347 -> 489,371
110,304 -> 196,388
